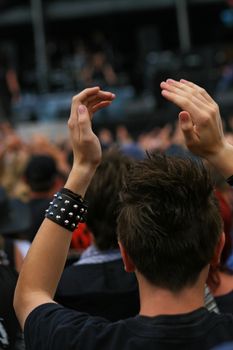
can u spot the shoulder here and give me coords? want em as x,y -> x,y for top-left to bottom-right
209,311 -> 233,331
24,302 -> 128,350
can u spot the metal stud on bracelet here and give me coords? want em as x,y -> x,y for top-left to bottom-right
45,189 -> 88,232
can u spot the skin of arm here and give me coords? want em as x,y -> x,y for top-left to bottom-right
13,87 -> 115,329
160,79 -> 233,178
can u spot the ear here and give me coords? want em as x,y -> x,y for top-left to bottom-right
211,232 -> 225,266
118,241 -> 135,272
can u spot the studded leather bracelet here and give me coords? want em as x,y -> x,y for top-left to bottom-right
45,188 -> 88,232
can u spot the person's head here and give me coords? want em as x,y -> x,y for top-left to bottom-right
86,149 -> 132,251
24,155 -> 58,193
207,164 -> 233,267
206,166 -> 233,292
117,154 -> 224,293
92,52 -> 106,68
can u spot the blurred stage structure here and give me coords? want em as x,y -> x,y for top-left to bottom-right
0,0 -> 233,127
0,0 -> 224,92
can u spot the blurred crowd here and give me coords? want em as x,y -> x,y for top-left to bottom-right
1,114 -> 233,258
0,94 -> 233,348
0,1 -> 233,348
1,27 -> 233,349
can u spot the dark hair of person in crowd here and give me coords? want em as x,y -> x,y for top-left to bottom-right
213,171 -> 233,268
206,168 -> 233,303
24,155 -> 58,193
208,230 -> 233,291
85,148 -> 132,251
117,153 -> 223,292
0,237 -> 24,349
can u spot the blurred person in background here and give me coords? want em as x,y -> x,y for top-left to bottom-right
29,134 -> 71,178
72,40 -> 88,89
207,169 -> 233,314
0,186 -> 31,272
0,240 -> 24,350
98,128 -> 114,151
81,51 -> 117,88
0,187 -> 29,349
116,125 -> 145,160
55,149 -> 139,321
24,155 -> 63,243
14,84 -> 233,350
0,49 -> 20,123
0,125 -> 29,199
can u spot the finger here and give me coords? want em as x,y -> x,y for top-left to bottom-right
161,80 -> 208,106
161,84 -> 212,116
69,87 -> 100,120
86,92 -> 115,108
97,90 -> 115,99
165,79 -> 209,105
92,101 -> 112,114
87,91 -> 115,102
161,80 -> 192,96
178,111 -> 199,146
77,104 -> 92,137
74,87 -> 100,102
180,79 -> 213,103
161,89 -> 201,115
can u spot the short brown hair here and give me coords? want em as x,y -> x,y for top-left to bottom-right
86,149 -> 133,250
117,154 -> 223,292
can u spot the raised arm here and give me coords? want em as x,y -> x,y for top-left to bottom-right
160,79 -> 233,178
14,87 -> 115,329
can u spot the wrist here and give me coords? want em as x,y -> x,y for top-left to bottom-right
65,163 -> 97,197
207,141 -> 233,179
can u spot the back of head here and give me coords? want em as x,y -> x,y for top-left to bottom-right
208,165 -> 233,268
86,149 -> 133,250
24,155 -> 58,193
117,154 -> 223,292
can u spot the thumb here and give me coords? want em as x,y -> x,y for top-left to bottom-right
179,111 -> 196,145
77,105 -> 92,137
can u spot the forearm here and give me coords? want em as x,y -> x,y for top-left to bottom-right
14,88 -> 112,328
65,165 -> 97,196
14,165 -> 96,328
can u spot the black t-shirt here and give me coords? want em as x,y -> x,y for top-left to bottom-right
55,259 -> 139,321
0,265 -> 23,350
24,303 -> 233,350
215,291 -> 233,315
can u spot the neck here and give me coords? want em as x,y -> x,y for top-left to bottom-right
137,271 -> 207,317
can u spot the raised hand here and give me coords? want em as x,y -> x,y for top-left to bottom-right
160,79 -> 225,158
69,87 -> 115,167
70,86 -> 115,120
160,79 -> 233,178
66,87 -> 115,195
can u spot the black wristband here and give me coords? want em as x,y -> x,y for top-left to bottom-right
45,190 -> 88,232
226,175 -> 233,186
60,188 -> 84,201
